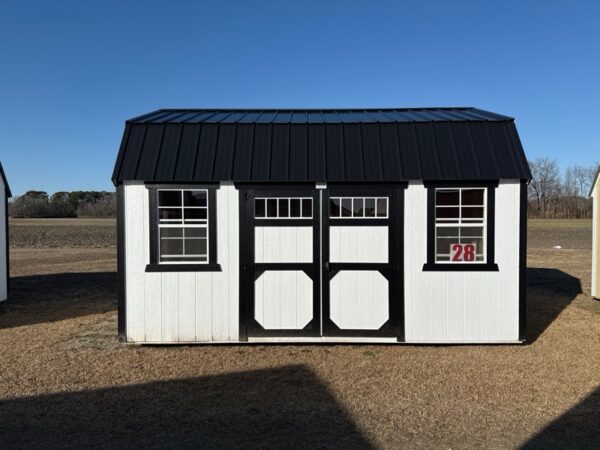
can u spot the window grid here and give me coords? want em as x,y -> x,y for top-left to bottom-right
158,189 -> 209,264
329,197 -> 388,219
435,188 -> 486,263
254,197 -> 313,219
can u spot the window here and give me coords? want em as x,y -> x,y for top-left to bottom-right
329,197 -> 388,218
146,186 -> 219,272
423,182 -> 498,272
158,189 -> 209,263
435,188 -> 485,263
254,197 -> 312,219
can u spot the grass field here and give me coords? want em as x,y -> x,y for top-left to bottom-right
0,218 -> 599,448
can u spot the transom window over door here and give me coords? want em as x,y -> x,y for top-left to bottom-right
435,188 -> 486,263
254,197 -> 312,218
158,189 -> 209,263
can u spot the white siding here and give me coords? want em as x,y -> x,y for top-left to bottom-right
330,270 -> 388,330
255,270 -> 312,329
0,181 -> 6,302
593,183 -> 599,299
254,226 -> 312,263
329,226 -> 388,263
124,182 -> 239,343
404,180 -> 521,343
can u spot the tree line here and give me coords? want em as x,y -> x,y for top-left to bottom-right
6,158 -> 599,220
9,191 -> 116,218
528,158 -> 599,219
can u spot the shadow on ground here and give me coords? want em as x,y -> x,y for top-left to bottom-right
0,272 -> 116,329
526,268 -> 582,344
521,386 -> 600,449
0,365 -> 374,449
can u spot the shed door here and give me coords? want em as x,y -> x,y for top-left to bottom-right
322,186 -> 403,337
239,188 -> 321,338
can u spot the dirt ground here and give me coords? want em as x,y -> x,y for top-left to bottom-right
0,218 -> 599,449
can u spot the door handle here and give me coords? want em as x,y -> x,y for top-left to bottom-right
324,262 -> 330,271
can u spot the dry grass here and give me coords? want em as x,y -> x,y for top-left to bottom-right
0,219 -> 599,448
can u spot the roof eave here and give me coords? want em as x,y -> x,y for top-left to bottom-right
0,162 -> 11,198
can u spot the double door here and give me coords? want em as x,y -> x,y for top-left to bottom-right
239,185 -> 403,340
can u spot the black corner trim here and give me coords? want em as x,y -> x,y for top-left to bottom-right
519,180 -> 527,342
145,263 -> 222,273
116,185 -> 127,342
422,263 -> 499,272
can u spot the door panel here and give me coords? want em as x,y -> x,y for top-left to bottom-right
330,270 -> 389,330
255,270 -> 313,329
329,226 -> 388,263
239,187 -> 321,339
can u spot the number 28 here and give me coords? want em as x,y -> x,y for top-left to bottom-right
451,243 -> 476,262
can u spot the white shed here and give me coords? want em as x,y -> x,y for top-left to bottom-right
0,162 -> 10,302
112,108 -> 531,344
591,168 -> 600,300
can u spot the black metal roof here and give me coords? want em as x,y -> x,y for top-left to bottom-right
112,107 -> 531,185
0,162 -> 11,197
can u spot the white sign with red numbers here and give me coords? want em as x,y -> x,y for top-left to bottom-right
450,243 -> 476,262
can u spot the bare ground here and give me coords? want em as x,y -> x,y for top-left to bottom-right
0,219 -> 599,449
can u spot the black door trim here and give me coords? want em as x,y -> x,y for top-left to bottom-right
321,184 -> 406,340
238,186 -> 321,339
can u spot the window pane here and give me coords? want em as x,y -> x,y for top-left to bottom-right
330,198 -> 340,217
459,237 -> 483,253
159,209 -> 182,221
437,226 -> 459,238
158,191 -> 181,207
462,207 -> 484,219
364,198 -> 376,217
267,199 -> 277,217
376,198 -> 387,217
160,228 -> 183,238
461,227 -> 483,238
160,238 -> 183,256
290,199 -> 301,217
278,199 -> 289,218
184,190 -> 207,207
185,238 -> 207,255
255,199 -> 265,218
341,199 -> 352,217
436,238 -> 455,256
353,198 -> 364,217
185,208 -> 207,221
436,207 -> 459,219
302,199 -> 312,217
462,189 -> 484,205
436,190 -> 459,206
185,227 -> 207,238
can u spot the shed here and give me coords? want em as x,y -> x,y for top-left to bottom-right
591,168 -> 600,300
112,107 -> 531,344
0,162 -> 11,302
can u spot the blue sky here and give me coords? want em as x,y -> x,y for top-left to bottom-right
0,0 -> 598,195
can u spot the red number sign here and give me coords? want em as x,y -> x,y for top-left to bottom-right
450,243 -> 476,262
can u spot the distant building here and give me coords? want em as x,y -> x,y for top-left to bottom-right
0,162 -> 10,302
591,168 -> 600,300
112,107 -> 531,344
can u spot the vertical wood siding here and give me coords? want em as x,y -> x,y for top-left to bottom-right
404,180 -> 521,343
593,185 -> 599,299
124,182 -> 239,342
329,226 -> 388,263
254,227 -> 312,263
330,270 -> 388,329
0,182 -> 6,302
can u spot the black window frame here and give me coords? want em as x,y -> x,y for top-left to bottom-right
422,181 -> 499,272
145,184 -> 221,272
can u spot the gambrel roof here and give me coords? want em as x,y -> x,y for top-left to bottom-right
112,107 -> 531,185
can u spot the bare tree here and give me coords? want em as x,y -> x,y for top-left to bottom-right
528,158 -> 561,218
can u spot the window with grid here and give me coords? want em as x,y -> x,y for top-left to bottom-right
329,197 -> 388,218
435,188 -> 486,263
254,197 -> 312,218
157,189 -> 209,263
